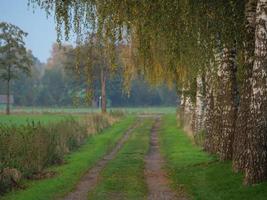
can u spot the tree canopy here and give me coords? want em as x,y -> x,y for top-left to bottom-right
28,0 -> 245,89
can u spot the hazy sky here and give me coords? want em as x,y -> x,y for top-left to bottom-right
0,0 -> 57,63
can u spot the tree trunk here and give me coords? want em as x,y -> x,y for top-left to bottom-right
194,72 -> 205,135
101,68 -> 107,114
178,88 -> 185,127
6,79 -> 10,115
6,65 -> 11,115
204,66 -> 216,153
204,47 -> 221,154
245,0 -> 267,185
217,47 -> 238,161
183,88 -> 194,135
233,0 -> 256,172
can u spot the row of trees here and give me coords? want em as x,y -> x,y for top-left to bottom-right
179,0 -> 267,185
29,0 -> 267,184
0,24 -> 176,113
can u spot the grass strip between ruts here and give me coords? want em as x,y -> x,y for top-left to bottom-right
88,118 -> 153,200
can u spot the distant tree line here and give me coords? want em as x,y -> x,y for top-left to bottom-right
0,42 -> 176,108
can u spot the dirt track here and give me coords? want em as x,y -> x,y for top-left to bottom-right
62,121 -> 139,200
145,117 -> 187,200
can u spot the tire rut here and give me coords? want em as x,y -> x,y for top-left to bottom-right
145,117 -> 188,200
61,120 -> 140,200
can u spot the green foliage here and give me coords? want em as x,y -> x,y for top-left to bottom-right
0,116 -> 135,200
159,115 -> 267,200
0,22 -> 32,81
89,119 -> 152,200
28,0 -> 246,89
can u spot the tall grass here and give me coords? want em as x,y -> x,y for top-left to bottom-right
0,113 -> 122,194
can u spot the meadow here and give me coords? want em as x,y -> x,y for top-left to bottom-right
0,106 -> 176,115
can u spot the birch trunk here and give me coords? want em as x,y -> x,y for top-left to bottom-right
233,0 -> 257,172
179,88 -> 186,127
204,63 -> 217,153
245,0 -> 267,185
216,47 -> 238,160
194,72 -> 205,144
184,92 -> 194,135
204,47 -> 221,154
101,68 -> 107,113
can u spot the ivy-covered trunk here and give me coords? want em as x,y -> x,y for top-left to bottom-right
233,0 -> 256,172
245,0 -> 267,185
217,47 -> 238,161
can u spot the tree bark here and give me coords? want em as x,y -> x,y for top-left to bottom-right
217,47 -> 238,161
178,88 -> 186,127
245,0 -> 267,185
204,47 -> 221,154
101,68 -> 107,114
194,72 -> 205,142
183,88 -> 194,135
6,79 -> 10,115
233,0 -> 257,172
204,64 -> 216,153
6,65 -> 11,115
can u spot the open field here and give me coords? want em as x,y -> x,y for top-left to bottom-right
0,107 -> 176,115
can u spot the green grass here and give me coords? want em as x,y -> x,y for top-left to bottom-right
0,116 -> 136,200
0,114 -> 81,125
159,115 -> 267,200
88,118 -> 153,200
111,107 -> 176,114
0,106 -> 176,114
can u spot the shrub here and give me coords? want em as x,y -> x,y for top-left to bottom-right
0,113 -> 121,194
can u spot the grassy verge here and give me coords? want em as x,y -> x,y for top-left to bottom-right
0,107 -> 176,115
0,116 -> 136,200
88,118 -> 153,200
159,115 -> 267,200
0,114 -> 81,125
